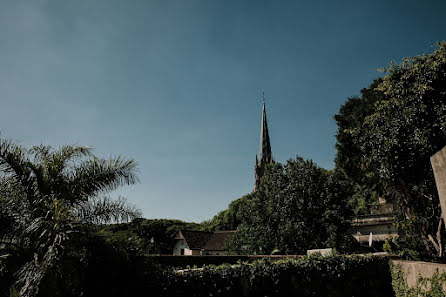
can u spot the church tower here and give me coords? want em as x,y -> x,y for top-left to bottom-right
254,98 -> 274,191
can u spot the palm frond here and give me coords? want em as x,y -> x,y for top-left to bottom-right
1,138 -> 141,296
28,145 -> 51,163
0,138 -> 32,189
27,163 -> 48,197
27,145 -> 92,197
69,156 -> 139,199
56,145 -> 92,162
75,196 -> 142,224
15,243 -> 60,297
50,145 -> 92,175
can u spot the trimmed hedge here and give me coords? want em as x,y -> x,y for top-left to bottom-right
158,255 -> 394,297
30,253 -> 394,297
146,255 -> 303,268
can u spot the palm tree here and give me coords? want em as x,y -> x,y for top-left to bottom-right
0,138 -> 141,297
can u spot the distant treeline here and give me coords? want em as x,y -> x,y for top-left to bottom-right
99,218 -> 210,255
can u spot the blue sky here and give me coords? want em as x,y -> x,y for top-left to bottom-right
1,0 -> 445,222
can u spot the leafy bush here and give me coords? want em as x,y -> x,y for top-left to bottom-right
160,255 -> 393,297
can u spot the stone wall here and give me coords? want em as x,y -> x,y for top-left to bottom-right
431,145 -> 446,218
392,259 -> 446,288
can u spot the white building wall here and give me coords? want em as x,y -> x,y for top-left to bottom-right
173,239 -> 186,255
173,239 -> 201,255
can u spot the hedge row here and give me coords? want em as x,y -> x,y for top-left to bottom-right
146,255 -> 303,268
157,255 -> 394,297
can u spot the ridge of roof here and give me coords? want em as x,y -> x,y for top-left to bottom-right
203,231 -> 236,251
177,230 -> 214,250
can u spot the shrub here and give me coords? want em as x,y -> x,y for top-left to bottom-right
160,254 -> 393,297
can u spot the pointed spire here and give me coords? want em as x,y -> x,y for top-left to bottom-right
259,95 -> 272,163
254,94 -> 273,191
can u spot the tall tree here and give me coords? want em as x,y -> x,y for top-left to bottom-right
334,79 -> 386,215
227,157 -> 354,255
0,138 -> 141,297
335,42 -> 446,257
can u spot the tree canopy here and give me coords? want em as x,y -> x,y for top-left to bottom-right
334,42 -> 446,257
203,195 -> 248,231
334,79 -> 386,215
100,218 -> 208,255
226,157 -> 354,255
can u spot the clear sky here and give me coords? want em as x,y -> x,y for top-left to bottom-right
1,0 -> 445,222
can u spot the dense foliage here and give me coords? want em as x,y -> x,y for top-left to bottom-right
225,157 -> 355,255
100,218 -> 208,254
334,79 -> 386,215
0,139 -> 142,297
334,42 -> 446,257
203,195 -> 248,231
161,255 -> 393,297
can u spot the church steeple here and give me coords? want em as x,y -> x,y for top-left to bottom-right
254,96 -> 274,191
259,98 -> 272,163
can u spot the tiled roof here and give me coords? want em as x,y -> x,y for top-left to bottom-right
177,230 -> 214,250
203,231 -> 236,251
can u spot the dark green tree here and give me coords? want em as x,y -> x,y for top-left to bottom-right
100,218 -> 208,254
334,79 -> 386,215
0,138 -> 141,297
226,157 -> 354,255
335,42 -> 446,257
203,194 -> 249,231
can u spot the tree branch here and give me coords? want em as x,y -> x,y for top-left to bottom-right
437,218 -> 443,257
